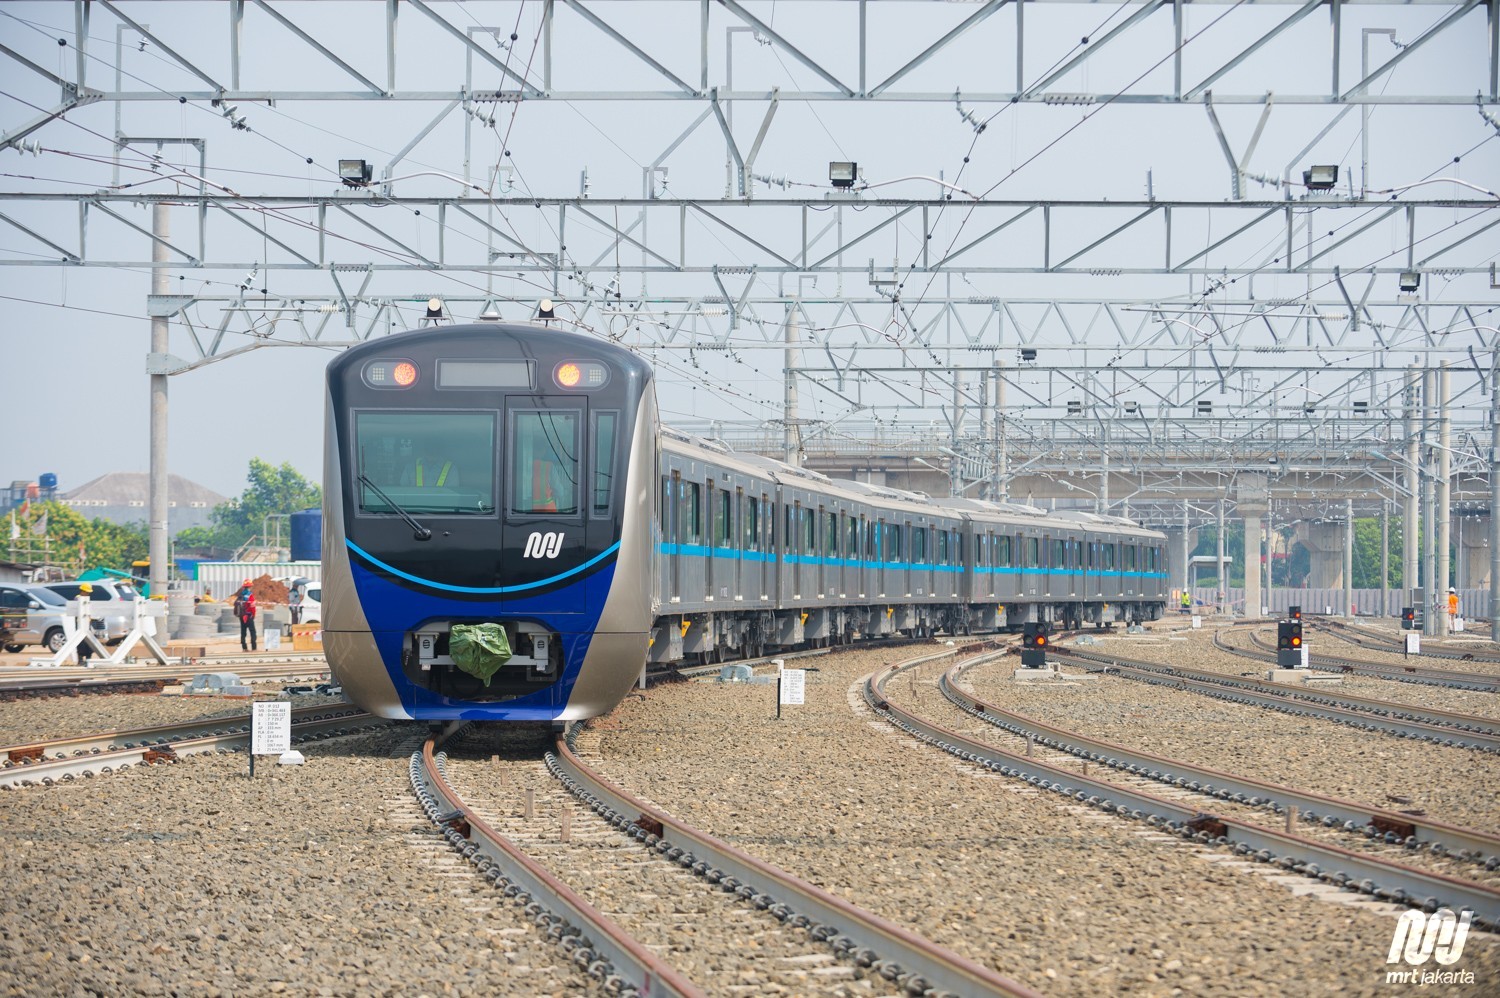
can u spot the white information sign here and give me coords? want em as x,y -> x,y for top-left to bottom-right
779,668 -> 806,705
251,701 -> 292,755
1405,632 -> 1421,655
1454,617 -> 1465,633
1191,615 -> 1202,629
264,628 -> 282,651
1300,646 -> 1310,669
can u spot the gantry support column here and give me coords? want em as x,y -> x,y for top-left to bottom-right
1457,515 -> 1490,589
1405,365 -> 1421,608
1237,474 -> 1268,619
1296,521 -> 1346,591
148,203 -> 170,600
1437,362 -> 1451,634
1344,498 -> 1354,618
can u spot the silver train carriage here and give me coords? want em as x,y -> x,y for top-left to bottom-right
324,323 -> 1168,721
648,430 -> 1168,664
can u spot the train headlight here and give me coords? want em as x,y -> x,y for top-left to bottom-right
363,358 -> 419,389
553,360 -> 609,390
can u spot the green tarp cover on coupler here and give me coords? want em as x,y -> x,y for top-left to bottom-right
449,623 -> 512,686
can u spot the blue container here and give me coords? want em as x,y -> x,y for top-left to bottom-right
290,507 -> 323,563
39,472 -> 57,489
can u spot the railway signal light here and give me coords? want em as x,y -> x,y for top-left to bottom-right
1277,620 -> 1304,668
1287,605 -> 1302,620
1401,607 -> 1415,630
1021,622 -> 1049,668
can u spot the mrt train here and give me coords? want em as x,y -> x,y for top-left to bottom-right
324,322 -> 1168,721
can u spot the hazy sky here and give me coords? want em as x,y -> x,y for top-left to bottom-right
1,0 -> 1494,499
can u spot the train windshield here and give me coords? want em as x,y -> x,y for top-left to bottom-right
354,411 -> 497,515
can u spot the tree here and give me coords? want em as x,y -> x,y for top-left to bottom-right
188,458 -> 321,551
7,501 -> 147,573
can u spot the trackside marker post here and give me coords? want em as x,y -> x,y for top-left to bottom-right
250,701 -> 291,778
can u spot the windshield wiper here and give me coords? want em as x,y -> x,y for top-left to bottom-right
358,474 -> 433,541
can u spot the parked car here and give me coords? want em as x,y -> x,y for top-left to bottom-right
301,584 -> 322,624
0,583 -> 80,653
41,580 -> 139,643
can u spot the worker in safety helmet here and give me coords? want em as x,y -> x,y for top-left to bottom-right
1448,587 -> 1460,621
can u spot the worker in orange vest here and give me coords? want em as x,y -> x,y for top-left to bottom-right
1448,588 -> 1459,620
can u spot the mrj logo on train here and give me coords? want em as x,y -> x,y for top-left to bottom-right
1384,908 -> 1475,986
522,531 -> 565,559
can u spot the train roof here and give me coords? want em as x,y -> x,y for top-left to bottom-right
660,428 -> 1162,536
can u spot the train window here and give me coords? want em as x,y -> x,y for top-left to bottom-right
936,529 -> 947,565
354,410 -> 496,515
825,511 -> 838,555
865,518 -> 876,559
715,489 -> 732,548
996,534 -> 1011,567
1125,545 -> 1138,571
744,496 -> 759,551
1024,536 -> 1039,568
803,507 -> 816,554
680,482 -> 701,544
846,515 -> 858,557
509,410 -> 579,516
660,477 -> 671,535
591,412 -> 617,518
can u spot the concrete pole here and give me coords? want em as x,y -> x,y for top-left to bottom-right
1266,500 -> 1275,610
1343,497 -> 1354,618
979,368 -> 992,500
1244,510 -> 1262,619
1404,365 -> 1420,606
1181,503 -> 1192,595
1216,497 -> 1226,616
1491,347 -> 1500,645
783,303 -> 801,467
1098,423 -> 1110,515
995,361 -> 1008,502
148,202 -> 170,600
1380,500 -> 1390,617
950,374 -> 963,496
1423,368 -> 1438,636
1437,362 -> 1451,634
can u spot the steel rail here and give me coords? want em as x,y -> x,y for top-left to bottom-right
1308,618 -> 1500,666
1240,630 -> 1500,692
941,660 -> 1500,869
0,706 -> 378,789
1056,646 -> 1500,754
545,687 -> 1041,998
0,658 -> 330,689
411,733 -> 704,998
867,652 -> 1500,929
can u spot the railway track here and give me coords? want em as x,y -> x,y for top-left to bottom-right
410,719 -> 1038,998
1232,628 -> 1500,692
940,659 -> 1500,873
0,658 -> 330,696
1311,617 -> 1500,666
0,705 -> 382,789
1051,644 -> 1500,753
866,648 -> 1500,929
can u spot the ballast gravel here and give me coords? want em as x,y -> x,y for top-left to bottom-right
0,724 -> 592,997
1118,626 -> 1500,719
585,647 -> 1500,996
2,643 -> 1498,997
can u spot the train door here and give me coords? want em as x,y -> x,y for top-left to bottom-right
1065,531 -> 1082,598
706,481 -> 718,602
664,472 -> 679,604
734,488 -> 745,601
503,397 -> 588,611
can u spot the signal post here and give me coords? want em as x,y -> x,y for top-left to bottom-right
1012,621 -> 1058,682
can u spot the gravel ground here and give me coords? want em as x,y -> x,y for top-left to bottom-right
950,663 -> 1500,888
0,687 -> 343,747
586,647 -> 1500,996
1309,621 -> 1500,676
0,723 -> 593,996
442,727 -> 886,995
1095,627 -> 1500,721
